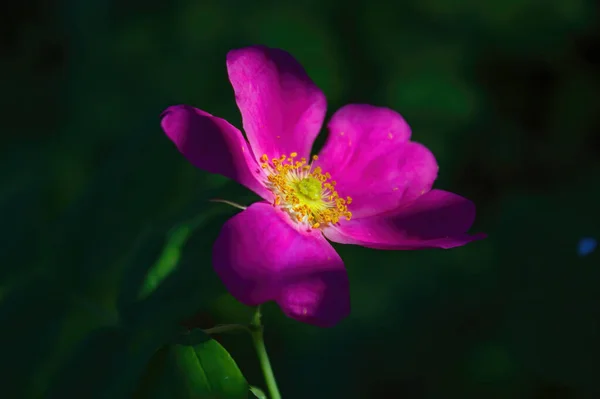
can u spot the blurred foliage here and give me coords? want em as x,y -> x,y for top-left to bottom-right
1,0 -> 600,398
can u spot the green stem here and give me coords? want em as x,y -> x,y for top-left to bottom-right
250,306 -> 281,399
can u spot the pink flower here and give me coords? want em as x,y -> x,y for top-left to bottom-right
160,46 -> 484,327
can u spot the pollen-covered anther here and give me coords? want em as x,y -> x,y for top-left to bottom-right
260,153 -> 352,229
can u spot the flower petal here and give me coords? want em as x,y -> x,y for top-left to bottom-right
212,202 -> 350,327
161,104 -> 271,200
226,46 -> 327,161
315,104 -> 438,219
323,189 -> 485,250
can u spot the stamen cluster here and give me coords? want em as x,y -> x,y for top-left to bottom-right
260,153 -> 352,229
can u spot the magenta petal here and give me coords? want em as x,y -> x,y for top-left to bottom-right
226,46 -> 327,161
161,105 -> 271,200
324,189 -> 485,250
315,104 -> 438,218
212,202 -> 350,327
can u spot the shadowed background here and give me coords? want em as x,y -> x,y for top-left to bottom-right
1,0 -> 600,398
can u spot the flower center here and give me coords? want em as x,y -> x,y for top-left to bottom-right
260,153 -> 352,230
295,176 -> 322,201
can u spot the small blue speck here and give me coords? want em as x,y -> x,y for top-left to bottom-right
577,237 -> 597,257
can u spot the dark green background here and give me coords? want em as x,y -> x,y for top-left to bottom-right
2,0 -> 600,398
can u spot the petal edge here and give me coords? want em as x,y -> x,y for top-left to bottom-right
212,202 -> 350,327
161,104 -> 271,200
315,104 -> 437,218
226,46 -> 327,161
324,189 -> 485,250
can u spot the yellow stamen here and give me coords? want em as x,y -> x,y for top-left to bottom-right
260,153 -> 352,230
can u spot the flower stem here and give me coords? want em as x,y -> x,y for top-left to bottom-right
250,306 -> 281,399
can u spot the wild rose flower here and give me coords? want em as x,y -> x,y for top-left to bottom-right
161,46 -> 484,327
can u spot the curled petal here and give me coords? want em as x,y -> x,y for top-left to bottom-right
316,104 -> 438,219
212,202 -> 350,327
226,46 -> 327,161
161,105 -> 271,200
324,189 -> 485,250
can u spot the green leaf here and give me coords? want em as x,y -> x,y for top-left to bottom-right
119,206 -> 238,330
249,386 -> 267,399
117,228 -> 169,309
137,222 -> 191,301
136,330 -> 248,399
117,217 -> 200,311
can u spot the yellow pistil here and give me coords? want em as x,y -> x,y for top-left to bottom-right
260,153 -> 352,230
